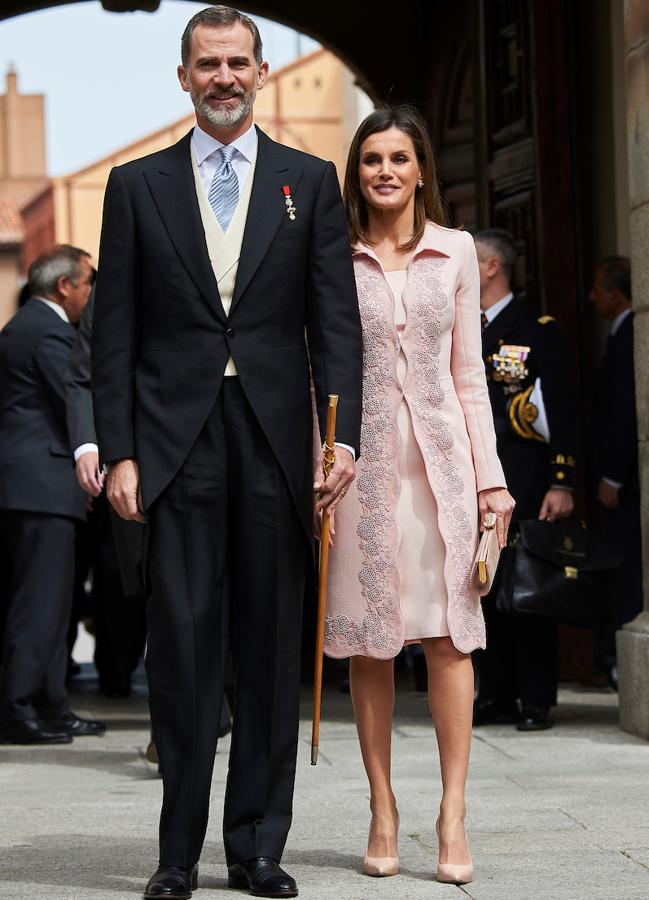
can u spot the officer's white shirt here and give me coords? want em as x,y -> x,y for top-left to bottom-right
482,292 -> 513,324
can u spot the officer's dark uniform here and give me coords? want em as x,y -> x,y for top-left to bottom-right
474,296 -> 576,722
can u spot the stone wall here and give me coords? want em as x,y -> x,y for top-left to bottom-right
618,0 -> 649,738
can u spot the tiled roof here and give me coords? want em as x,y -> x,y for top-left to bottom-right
0,196 -> 24,246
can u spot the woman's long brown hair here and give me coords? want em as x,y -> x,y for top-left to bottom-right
343,104 -> 446,252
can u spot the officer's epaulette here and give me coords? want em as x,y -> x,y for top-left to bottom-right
537,315 -> 556,325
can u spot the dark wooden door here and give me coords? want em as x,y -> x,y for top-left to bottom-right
478,0 -> 597,683
477,0 -> 579,322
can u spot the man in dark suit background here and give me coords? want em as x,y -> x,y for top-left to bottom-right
67,287 -> 147,698
91,7 -> 362,898
590,256 -> 641,686
0,245 -> 105,744
472,229 -> 576,732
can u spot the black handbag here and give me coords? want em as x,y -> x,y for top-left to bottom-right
495,519 -> 620,628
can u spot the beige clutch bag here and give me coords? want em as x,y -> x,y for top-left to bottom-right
473,512 -> 501,596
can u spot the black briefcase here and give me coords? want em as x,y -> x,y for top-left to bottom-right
496,520 -> 619,628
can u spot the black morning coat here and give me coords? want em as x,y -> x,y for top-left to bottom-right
0,298 -> 86,521
481,296 -> 576,521
91,127 -> 363,543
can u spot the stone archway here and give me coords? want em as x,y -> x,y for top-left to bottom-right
0,0 -> 436,107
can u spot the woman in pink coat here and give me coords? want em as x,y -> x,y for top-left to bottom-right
323,106 -> 514,885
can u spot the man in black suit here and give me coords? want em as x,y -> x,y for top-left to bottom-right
67,287 -> 147,697
472,229 -> 576,731
590,257 -> 642,685
0,245 -> 105,744
91,7 -> 362,899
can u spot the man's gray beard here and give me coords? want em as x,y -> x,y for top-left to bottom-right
192,87 -> 255,128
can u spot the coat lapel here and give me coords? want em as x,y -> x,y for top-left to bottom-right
231,128 -> 303,312
144,131 -> 225,323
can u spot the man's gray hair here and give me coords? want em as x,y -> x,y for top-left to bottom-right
181,5 -> 263,67
28,244 -> 90,297
474,228 -> 517,281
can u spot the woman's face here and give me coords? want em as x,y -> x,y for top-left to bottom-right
358,127 -> 422,214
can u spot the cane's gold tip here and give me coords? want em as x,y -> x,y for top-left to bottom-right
328,394 -> 339,407
311,745 -> 318,765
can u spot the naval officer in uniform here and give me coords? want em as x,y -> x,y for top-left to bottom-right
472,229 -> 576,731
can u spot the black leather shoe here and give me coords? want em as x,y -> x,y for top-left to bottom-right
46,711 -> 106,736
228,857 -> 298,897
144,865 -> 198,899
517,706 -> 552,731
0,719 -> 72,744
473,700 -> 517,726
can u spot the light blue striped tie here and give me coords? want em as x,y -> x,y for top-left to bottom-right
208,145 -> 239,232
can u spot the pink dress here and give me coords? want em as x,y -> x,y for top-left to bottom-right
389,269 -> 450,641
324,224 -> 506,659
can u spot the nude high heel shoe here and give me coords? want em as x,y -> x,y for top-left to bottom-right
363,854 -> 400,877
435,817 -> 473,885
363,811 -> 400,877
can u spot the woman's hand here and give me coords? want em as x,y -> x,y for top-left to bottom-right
478,487 -> 516,548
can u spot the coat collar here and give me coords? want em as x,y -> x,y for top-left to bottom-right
191,119 -> 257,166
352,221 -> 454,268
25,296 -> 72,328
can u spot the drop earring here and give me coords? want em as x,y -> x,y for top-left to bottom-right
417,178 -> 424,189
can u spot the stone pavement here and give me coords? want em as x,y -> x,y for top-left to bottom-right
1,677 -> 648,900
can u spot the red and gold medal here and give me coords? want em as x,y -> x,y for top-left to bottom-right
282,184 -> 296,221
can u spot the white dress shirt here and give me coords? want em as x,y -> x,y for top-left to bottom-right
34,295 -> 69,324
482,291 -> 514,324
191,120 -> 257,197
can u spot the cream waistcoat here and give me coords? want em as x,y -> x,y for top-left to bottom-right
191,146 -> 257,376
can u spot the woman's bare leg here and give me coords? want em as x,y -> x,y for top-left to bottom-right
349,655 -> 399,857
422,636 -> 473,865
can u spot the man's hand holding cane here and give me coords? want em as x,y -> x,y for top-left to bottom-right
313,439 -> 355,547
313,447 -> 355,512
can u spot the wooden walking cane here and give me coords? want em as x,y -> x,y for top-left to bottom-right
311,394 -> 339,765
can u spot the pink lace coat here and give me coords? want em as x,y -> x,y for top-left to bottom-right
324,224 -> 506,658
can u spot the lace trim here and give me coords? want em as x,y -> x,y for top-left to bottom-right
405,259 -> 484,650
325,263 -> 403,655
325,254 -> 484,656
